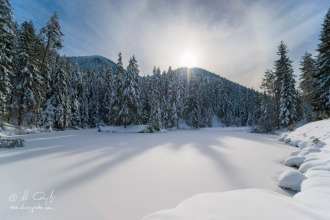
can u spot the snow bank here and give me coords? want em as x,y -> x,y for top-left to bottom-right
98,125 -> 148,133
0,123 -> 42,138
142,189 -> 326,220
278,119 -> 330,215
142,119 -> 330,219
277,170 -> 306,191
284,156 -> 305,167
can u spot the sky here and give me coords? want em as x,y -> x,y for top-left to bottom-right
11,0 -> 329,89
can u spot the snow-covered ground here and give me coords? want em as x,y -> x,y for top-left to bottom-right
144,119 -> 330,220
0,128 -> 295,220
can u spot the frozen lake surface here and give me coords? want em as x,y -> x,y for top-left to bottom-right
0,129 -> 296,220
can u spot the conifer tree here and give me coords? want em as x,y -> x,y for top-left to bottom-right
40,12 -> 64,80
164,67 -> 178,128
80,71 -> 89,128
313,8 -> 330,116
118,56 -> 140,127
103,65 -> 113,125
70,65 -> 82,128
185,72 -> 201,128
274,41 -> 297,126
44,56 -> 70,130
258,69 -> 277,131
87,69 -> 100,127
15,21 -> 43,126
0,0 -> 15,120
149,67 -> 162,131
112,52 -> 124,125
299,52 -> 316,121
141,75 -> 152,124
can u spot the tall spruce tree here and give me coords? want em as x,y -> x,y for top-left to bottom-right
70,65 -> 82,128
118,56 -> 140,127
80,71 -> 89,128
44,56 -> 70,130
274,41 -> 297,126
299,52 -> 317,121
185,72 -> 201,128
88,69 -> 100,127
149,67 -> 162,131
313,8 -> 330,116
0,0 -> 15,121
140,75 -> 152,124
40,12 -> 64,80
112,52 -> 124,125
15,21 -> 43,126
102,65 -> 113,125
258,69 -> 277,131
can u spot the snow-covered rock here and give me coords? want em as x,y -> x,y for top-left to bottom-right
277,170 -> 306,191
284,156 -> 305,167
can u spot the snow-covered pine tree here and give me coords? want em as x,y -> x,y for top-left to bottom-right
70,65 -> 83,128
44,55 -> 70,130
164,66 -> 178,128
63,58 -> 73,128
200,75 -> 213,127
39,12 -> 64,85
97,63 -> 107,124
175,70 -> 186,126
87,69 -> 100,128
185,71 -> 201,128
313,8 -> 330,116
299,52 -> 317,121
0,0 -> 15,121
112,52 -> 124,126
80,71 -> 89,128
258,92 -> 275,132
148,67 -> 162,131
118,56 -> 140,128
140,75 -> 152,124
15,21 -> 44,126
132,56 -> 141,123
214,79 -> 225,122
102,65 -> 113,125
274,41 -> 297,127
246,88 -> 261,127
258,69 -> 277,131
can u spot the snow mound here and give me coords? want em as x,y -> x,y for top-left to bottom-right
142,189 -> 325,220
284,156 -> 305,167
277,170 -> 306,191
98,125 -> 148,133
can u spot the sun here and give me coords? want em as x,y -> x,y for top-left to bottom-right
179,51 -> 197,68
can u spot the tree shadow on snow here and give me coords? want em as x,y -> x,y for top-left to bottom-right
0,129 -> 293,197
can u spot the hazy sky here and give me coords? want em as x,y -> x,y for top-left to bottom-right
11,0 -> 329,89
